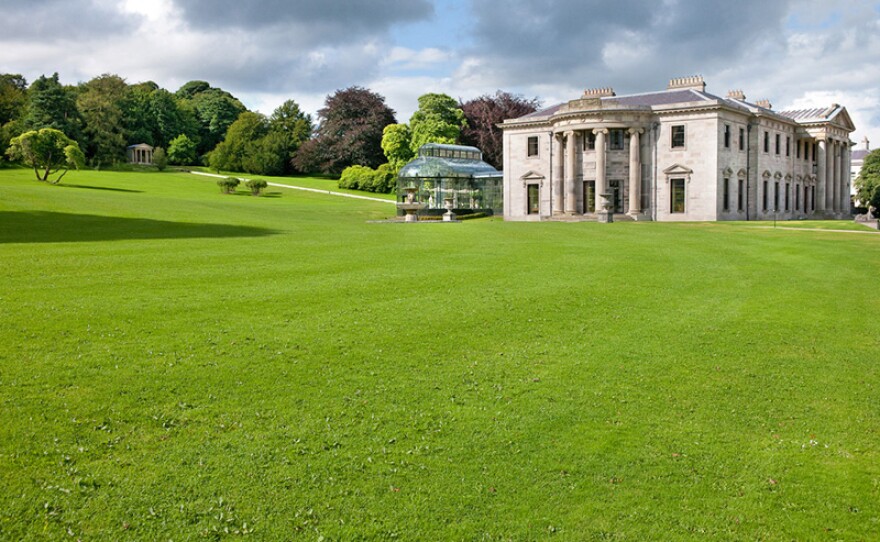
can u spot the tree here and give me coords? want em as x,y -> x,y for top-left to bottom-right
460,91 -> 540,169
176,82 -> 247,155
855,149 -> 880,211
207,111 -> 268,172
409,93 -> 467,151
152,147 -> 168,171
6,128 -> 85,183
77,74 -> 130,165
381,123 -> 414,173
268,99 -> 313,174
0,74 -> 27,126
24,73 -> 82,142
167,134 -> 197,165
245,178 -> 268,196
294,87 -> 396,175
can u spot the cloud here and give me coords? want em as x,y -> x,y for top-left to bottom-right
0,0 -> 139,39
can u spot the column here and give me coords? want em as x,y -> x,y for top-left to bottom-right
825,138 -> 835,213
627,128 -> 643,216
832,140 -> 841,214
816,139 -> 827,214
594,128 -> 608,210
564,131 -> 577,215
843,142 -> 851,214
553,133 -> 564,214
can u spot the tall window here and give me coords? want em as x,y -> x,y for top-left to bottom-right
723,178 -> 730,211
527,136 -> 539,157
724,125 -> 731,148
670,178 -> 685,213
527,184 -> 539,214
738,179 -> 744,211
762,180 -> 768,211
671,125 -> 686,148
786,136 -> 791,157
584,181 -> 596,212
583,132 -> 596,150
797,140 -> 801,159
795,184 -> 800,211
764,131 -> 769,153
785,182 -> 790,211
774,181 -> 780,211
609,129 -> 625,150
739,127 -> 745,151
775,133 -> 781,155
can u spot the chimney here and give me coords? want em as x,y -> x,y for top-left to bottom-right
863,136 -> 870,151
756,99 -> 772,110
726,90 -> 746,101
583,87 -> 615,98
668,75 -> 706,92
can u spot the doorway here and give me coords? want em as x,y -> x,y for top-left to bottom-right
583,180 -> 596,213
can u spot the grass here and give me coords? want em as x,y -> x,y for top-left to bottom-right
1,167 -> 879,540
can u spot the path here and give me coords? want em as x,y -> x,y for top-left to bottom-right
190,171 -> 395,205
752,226 -> 879,235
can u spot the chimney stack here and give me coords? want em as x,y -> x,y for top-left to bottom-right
726,90 -> 746,101
756,99 -> 772,110
668,75 -> 706,92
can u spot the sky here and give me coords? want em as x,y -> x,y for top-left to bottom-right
1,0 -> 879,148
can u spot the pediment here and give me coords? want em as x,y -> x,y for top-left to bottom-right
762,170 -> 772,179
520,170 -> 545,181
830,107 -> 857,132
737,168 -> 747,178
663,164 -> 693,176
774,171 -> 783,179
722,167 -> 734,176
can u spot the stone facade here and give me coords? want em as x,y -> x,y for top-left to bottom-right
500,77 -> 856,221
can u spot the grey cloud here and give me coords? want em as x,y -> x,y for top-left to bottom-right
0,0 -> 138,39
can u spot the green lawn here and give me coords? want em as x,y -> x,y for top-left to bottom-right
188,167 -> 397,201
1,168 -> 879,540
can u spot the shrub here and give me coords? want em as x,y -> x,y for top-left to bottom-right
153,147 -> 168,171
217,177 -> 240,194
246,178 -> 268,196
338,163 -> 396,193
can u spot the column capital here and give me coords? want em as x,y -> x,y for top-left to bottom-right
592,128 -> 609,135
627,127 -> 644,135
563,130 -> 575,138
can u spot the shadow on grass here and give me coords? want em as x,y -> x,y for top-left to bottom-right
0,211 -> 279,244
58,183 -> 143,193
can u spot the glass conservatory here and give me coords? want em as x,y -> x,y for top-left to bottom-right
397,143 -> 502,217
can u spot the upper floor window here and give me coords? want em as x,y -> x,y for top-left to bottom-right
609,129 -> 625,150
527,136 -> 539,157
786,136 -> 791,157
797,140 -> 801,159
739,127 -> 745,151
583,131 -> 596,150
671,125 -> 685,148
775,133 -> 781,155
724,124 -> 731,148
763,131 -> 770,153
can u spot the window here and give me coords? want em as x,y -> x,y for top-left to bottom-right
583,132 -> 596,150
738,179 -> 744,211
775,133 -> 781,155
786,136 -> 791,157
811,186 -> 816,211
797,140 -> 801,159
527,184 -> 540,214
764,131 -> 769,153
739,127 -> 745,151
724,125 -> 731,148
795,184 -> 800,211
785,182 -> 790,211
609,129 -> 625,150
584,181 -> 596,213
527,136 -> 538,157
762,180 -> 768,211
774,181 -> 780,211
670,178 -> 685,213
723,178 -> 730,211
671,125 -> 685,148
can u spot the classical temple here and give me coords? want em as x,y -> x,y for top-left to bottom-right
500,76 -> 856,221
127,143 -> 154,165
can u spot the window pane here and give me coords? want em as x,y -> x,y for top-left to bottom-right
527,184 -> 539,214
671,178 -> 685,213
671,126 -> 685,148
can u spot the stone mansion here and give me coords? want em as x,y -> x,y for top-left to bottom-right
500,76 -> 855,221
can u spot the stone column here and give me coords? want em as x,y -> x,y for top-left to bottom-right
627,128 -> 643,217
816,139 -> 827,214
553,133 -> 564,215
594,128 -> 608,211
825,138 -> 835,213
832,140 -> 841,214
564,131 -> 577,215
843,142 -> 851,214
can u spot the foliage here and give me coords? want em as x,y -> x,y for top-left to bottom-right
294,86 -> 396,175
216,176 -> 240,194
207,112 -> 269,173
0,74 -> 28,127
245,178 -> 268,196
409,93 -> 467,151
176,82 -> 247,155
241,130 -> 289,176
5,128 -> 84,182
338,163 -> 395,193
460,91 -> 540,169
77,74 -> 130,165
23,73 -> 82,142
381,123 -> 414,173
855,148 -> 880,211
167,134 -> 197,165
152,146 -> 168,171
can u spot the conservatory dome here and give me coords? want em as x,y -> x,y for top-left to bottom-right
398,143 -> 500,179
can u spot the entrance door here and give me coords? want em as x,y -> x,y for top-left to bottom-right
609,180 -> 623,213
583,181 -> 596,213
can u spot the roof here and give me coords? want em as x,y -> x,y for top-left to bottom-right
852,149 -> 869,161
399,145 -> 499,179
127,143 -> 153,149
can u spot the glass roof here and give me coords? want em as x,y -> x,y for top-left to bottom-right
399,144 -> 500,179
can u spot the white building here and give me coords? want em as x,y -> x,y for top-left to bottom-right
500,76 -> 856,221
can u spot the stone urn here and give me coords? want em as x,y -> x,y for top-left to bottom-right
397,186 -> 426,222
597,193 -> 613,223
443,197 -> 456,222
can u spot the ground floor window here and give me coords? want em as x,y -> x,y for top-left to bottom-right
609,180 -> 623,213
737,179 -> 744,211
774,181 -> 780,211
811,186 -> 816,211
795,184 -> 800,211
527,184 -> 540,214
584,181 -> 595,213
670,178 -> 685,213
762,181 -> 768,211
723,178 -> 730,211
785,182 -> 790,211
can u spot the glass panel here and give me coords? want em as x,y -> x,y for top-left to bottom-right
584,181 -> 595,212
671,179 -> 685,213
527,184 -> 540,214
671,126 -> 685,148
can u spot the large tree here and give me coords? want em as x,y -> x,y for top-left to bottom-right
77,74 -> 130,165
855,149 -> 880,211
6,128 -> 85,183
0,74 -> 28,159
268,99 -> 313,174
294,87 -> 395,175
460,91 -> 540,169
207,111 -> 268,173
24,73 -> 82,142
176,81 -> 247,156
408,93 -> 467,151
